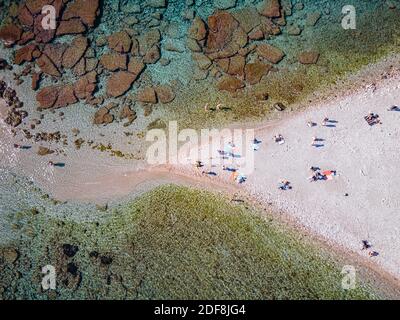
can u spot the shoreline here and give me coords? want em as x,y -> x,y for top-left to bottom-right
1,53 -> 400,295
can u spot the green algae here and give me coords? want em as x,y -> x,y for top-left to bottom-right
1,185 -> 382,299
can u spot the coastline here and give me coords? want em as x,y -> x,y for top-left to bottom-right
1,53 -> 400,296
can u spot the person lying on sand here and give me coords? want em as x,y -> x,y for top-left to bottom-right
362,240 -> 372,250
365,112 -> 381,126
307,121 -> 317,127
48,161 -> 65,168
274,134 -> 285,145
278,180 -> 292,190
388,105 -> 400,111
14,144 -> 31,150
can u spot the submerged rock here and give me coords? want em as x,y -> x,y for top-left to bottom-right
106,71 -> 136,97
257,43 -> 285,64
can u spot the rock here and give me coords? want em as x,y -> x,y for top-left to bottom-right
62,36 -> 88,69
18,5 -> 34,27
108,31 -> 132,53
245,61 -> 272,84
287,24 -> 301,35
298,51 -> 320,64
74,71 -> 97,100
85,57 -> 98,73
155,85 -> 175,104
36,86 -> 60,109
62,244 -> 79,258
119,105 -> 137,126
25,0 -> 51,14
62,0 -> 100,27
72,59 -> 86,75
37,146 -> 54,156
227,55 -> 245,76
306,12 -> 321,26
106,71 -> 136,97
143,45 -> 161,64
216,75 -> 245,92
56,19 -> 86,36
215,58 -> 230,73
248,27 -> 264,40
206,11 -> 239,53
93,106 -> 114,125
138,29 -> 161,56
2,248 -> 19,264
186,38 -> 202,52
14,44 -> 36,65
100,53 -> 127,71
18,31 -> 35,45
137,87 -> 157,104
147,0 -> 167,8
257,0 -> 281,18
192,53 -> 212,70
127,57 -> 145,76
0,24 -> 22,47
37,54 -> 61,77
54,85 -> 77,108
232,7 -> 261,34
214,0 -> 237,10
256,44 -> 285,64
43,43 -> 67,69
188,17 -> 207,41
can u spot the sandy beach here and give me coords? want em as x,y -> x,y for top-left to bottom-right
2,60 -> 400,287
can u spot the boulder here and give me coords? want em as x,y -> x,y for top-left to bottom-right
137,87 -> 157,104
108,31 -> 132,53
18,5 -> 34,27
106,71 -> 136,97
54,85 -> 77,108
127,57 -> 145,76
62,36 -> 88,69
143,45 -> 160,64
56,19 -> 86,36
256,43 -> 285,64
37,54 -> 61,77
155,85 -> 175,104
0,24 -> 22,46
93,106 -> 114,125
232,7 -> 261,34
74,71 -> 97,100
138,29 -> 161,56
257,0 -> 281,18
298,51 -> 320,64
188,17 -> 207,41
227,55 -> 245,76
37,86 -> 60,109
245,61 -> 272,84
206,11 -> 239,53
192,53 -> 212,70
62,0 -> 100,27
14,44 -> 36,65
43,43 -> 67,68
100,53 -> 127,71
216,75 -> 245,92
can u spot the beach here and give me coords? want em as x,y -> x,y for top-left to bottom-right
1,55 -> 400,287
